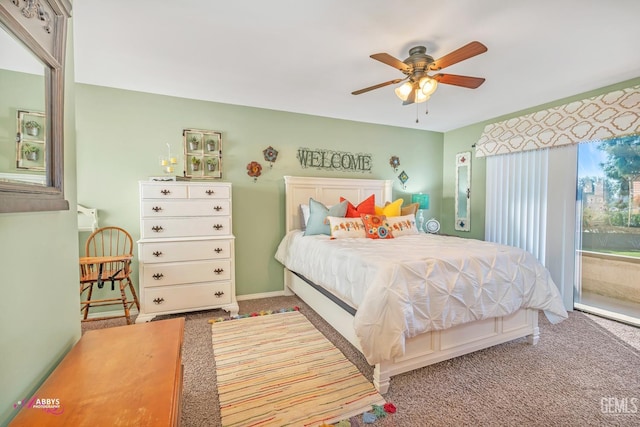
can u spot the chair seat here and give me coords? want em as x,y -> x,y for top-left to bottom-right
80,226 -> 140,325
80,268 -> 128,284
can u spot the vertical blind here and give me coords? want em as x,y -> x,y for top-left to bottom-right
485,149 -> 549,264
485,146 -> 577,309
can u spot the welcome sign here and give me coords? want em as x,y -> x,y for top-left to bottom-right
297,147 -> 372,173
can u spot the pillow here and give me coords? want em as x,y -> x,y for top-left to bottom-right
400,202 -> 419,216
304,198 -> 348,236
375,199 -> 403,217
340,194 -> 376,218
300,204 -> 310,229
387,214 -> 419,237
360,214 -> 394,239
327,216 -> 366,239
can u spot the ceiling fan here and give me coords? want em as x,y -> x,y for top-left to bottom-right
352,41 -> 488,106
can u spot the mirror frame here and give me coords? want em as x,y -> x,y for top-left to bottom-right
455,151 -> 471,232
0,0 -> 71,213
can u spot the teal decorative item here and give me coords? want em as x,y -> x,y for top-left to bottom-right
411,193 -> 429,210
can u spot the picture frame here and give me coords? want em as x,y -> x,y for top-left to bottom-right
183,128 -> 222,179
16,110 -> 46,171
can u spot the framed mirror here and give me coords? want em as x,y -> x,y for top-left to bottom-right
455,151 -> 471,231
0,0 -> 72,213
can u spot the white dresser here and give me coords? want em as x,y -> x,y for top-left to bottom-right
136,181 -> 239,323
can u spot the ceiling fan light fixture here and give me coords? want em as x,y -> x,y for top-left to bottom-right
415,90 -> 430,104
394,82 -> 414,101
419,76 -> 438,97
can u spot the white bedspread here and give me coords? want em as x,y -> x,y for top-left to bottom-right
275,231 -> 568,365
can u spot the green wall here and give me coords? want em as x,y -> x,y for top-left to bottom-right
0,21 -> 80,426
75,85 -> 444,298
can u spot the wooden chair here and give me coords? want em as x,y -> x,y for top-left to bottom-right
80,226 -> 140,325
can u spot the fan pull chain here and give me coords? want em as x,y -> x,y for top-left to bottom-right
415,100 -> 419,123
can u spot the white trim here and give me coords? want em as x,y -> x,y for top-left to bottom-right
237,290 -> 287,301
82,308 -> 139,320
574,303 -> 640,327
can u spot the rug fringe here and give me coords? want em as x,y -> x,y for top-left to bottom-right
208,306 -> 300,324
320,403 -> 397,426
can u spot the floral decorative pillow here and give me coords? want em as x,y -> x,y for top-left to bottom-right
304,198 -> 348,236
360,214 -> 394,239
374,199 -> 403,217
340,194 -> 376,218
387,214 -> 419,237
327,216 -> 366,239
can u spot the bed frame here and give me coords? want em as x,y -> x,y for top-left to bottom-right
282,175 -> 539,394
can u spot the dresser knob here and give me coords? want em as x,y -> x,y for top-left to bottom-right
153,297 -> 165,304
151,225 -> 164,232
152,273 -> 164,280
152,251 -> 163,257
160,189 -> 171,195
206,190 -> 215,195
214,268 -> 224,274
214,248 -> 223,254
214,205 -> 222,211
213,224 -> 223,230
152,206 -> 163,212
214,291 -> 224,298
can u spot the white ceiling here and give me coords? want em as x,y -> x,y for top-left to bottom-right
73,0 -> 640,133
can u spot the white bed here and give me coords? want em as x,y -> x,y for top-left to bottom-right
276,175 -> 567,393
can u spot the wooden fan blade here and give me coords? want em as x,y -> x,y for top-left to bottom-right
430,41 -> 487,71
351,78 -> 404,95
370,53 -> 410,72
433,73 -> 486,89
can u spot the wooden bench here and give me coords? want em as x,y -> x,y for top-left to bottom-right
10,318 -> 184,426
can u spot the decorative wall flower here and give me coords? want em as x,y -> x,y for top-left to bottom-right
246,161 -> 263,182
263,146 -> 278,168
389,156 -> 400,172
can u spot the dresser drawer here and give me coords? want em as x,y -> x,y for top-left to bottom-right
142,200 -> 230,217
142,260 -> 232,286
144,282 -> 232,313
141,183 -> 188,199
140,240 -> 232,263
141,217 -> 231,238
188,185 -> 230,199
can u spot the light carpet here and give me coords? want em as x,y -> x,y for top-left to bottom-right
210,310 -> 385,426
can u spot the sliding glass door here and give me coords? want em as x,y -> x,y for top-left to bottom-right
575,135 -> 640,325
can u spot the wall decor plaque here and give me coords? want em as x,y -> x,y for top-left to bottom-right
183,129 -> 222,179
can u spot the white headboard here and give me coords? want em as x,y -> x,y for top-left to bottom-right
284,176 -> 393,232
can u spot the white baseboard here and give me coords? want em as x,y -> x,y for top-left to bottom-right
236,290 -> 287,301
83,308 -> 139,320
82,292 -> 290,320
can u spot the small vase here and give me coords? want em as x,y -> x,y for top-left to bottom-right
26,127 -> 39,137
206,141 -> 217,152
188,141 -> 199,151
25,152 -> 38,161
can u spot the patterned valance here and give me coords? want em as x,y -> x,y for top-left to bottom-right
475,85 -> 640,157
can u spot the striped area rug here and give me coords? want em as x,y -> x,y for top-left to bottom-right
211,310 -> 385,426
